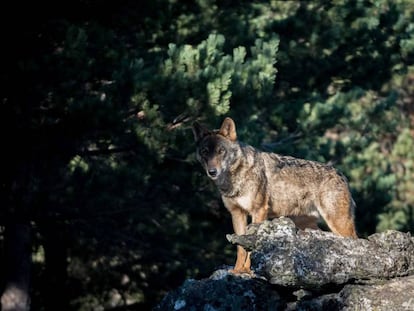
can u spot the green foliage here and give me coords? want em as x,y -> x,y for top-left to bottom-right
1,1 -> 414,310
139,33 -> 279,123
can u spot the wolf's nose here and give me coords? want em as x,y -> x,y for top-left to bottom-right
208,168 -> 218,177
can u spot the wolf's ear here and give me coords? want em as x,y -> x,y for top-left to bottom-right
192,122 -> 209,142
219,117 -> 237,141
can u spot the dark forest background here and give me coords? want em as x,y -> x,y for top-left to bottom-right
1,1 -> 414,310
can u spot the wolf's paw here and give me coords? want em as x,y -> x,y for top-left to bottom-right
229,267 -> 253,276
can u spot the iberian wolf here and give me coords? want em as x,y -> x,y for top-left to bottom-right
193,117 -> 357,274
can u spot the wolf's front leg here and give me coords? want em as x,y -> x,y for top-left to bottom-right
230,205 -> 269,274
251,205 -> 268,224
229,207 -> 252,274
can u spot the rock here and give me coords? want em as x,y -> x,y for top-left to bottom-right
227,217 -> 414,288
337,275 -> 414,311
154,269 -> 285,311
292,275 -> 414,311
155,218 -> 414,311
155,274 -> 414,311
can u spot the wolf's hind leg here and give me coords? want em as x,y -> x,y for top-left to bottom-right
325,214 -> 357,238
318,191 -> 358,238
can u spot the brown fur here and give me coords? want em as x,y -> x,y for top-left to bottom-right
193,117 -> 357,274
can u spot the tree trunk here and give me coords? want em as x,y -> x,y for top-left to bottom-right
1,223 -> 31,311
41,221 -> 69,311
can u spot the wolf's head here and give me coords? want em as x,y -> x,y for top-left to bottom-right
192,117 -> 239,180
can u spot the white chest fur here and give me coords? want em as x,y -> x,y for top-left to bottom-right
234,194 -> 253,211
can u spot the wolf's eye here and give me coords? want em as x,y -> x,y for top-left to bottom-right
200,148 -> 208,157
218,147 -> 225,154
